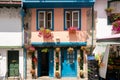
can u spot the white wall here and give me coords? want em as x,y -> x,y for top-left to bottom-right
0,49 -> 24,79
0,7 -> 22,46
94,0 -> 113,39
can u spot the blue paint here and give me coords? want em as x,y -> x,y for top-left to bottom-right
49,49 -> 54,77
37,50 -> 41,77
32,42 -> 86,47
36,9 -> 54,30
23,0 -> 95,8
61,48 -> 77,77
64,9 -> 81,30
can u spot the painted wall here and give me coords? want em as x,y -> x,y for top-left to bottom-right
0,7 -> 22,46
0,49 -> 24,79
94,0 -> 113,39
30,8 -> 88,43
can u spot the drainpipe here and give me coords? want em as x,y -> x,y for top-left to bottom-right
21,5 -> 27,79
91,5 -> 94,54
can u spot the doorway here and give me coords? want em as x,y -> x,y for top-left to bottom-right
8,50 -> 19,77
40,51 -> 49,76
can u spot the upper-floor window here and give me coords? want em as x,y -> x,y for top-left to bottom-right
37,10 -> 54,30
108,0 -> 120,24
64,9 -> 81,30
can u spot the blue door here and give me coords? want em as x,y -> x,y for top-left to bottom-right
61,48 -> 77,77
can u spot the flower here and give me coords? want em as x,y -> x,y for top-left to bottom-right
68,27 -> 77,33
38,27 -> 53,39
105,7 -> 114,12
112,20 -> 120,33
28,46 -> 35,53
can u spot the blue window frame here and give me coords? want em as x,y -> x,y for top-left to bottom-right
36,9 -> 54,30
64,9 -> 81,30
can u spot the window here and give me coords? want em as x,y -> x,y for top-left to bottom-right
67,51 -> 74,64
108,1 -> 120,24
37,10 -> 53,30
64,10 -> 80,30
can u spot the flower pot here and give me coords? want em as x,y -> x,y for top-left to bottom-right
56,48 -> 60,52
55,58 -> 59,63
55,71 -> 60,78
30,69 -> 35,75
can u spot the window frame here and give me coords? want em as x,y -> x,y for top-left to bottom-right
36,9 -> 54,30
107,0 -> 120,25
64,9 -> 81,30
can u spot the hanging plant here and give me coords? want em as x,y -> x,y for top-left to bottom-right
55,47 -> 60,52
67,47 -> 74,54
27,46 -> 35,53
81,46 -> 90,55
112,20 -> 120,33
41,48 -> 48,53
105,7 -> 114,16
38,27 -> 53,39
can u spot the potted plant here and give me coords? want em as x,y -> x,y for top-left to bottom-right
55,71 -> 60,78
38,27 -> 53,39
112,20 -> 120,33
68,27 -> 77,34
55,47 -> 60,52
105,7 -> 114,16
67,47 -> 74,54
79,70 -> 84,78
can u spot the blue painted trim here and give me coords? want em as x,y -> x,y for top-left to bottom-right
23,48 -> 27,79
64,9 -> 81,30
20,8 -> 25,48
36,9 -> 54,30
23,2 -> 95,8
31,42 -> 86,46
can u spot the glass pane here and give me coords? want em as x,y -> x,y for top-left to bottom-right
66,12 -> 71,20
39,12 -> 44,19
73,21 -> 78,27
47,12 -> 51,20
47,21 -> 51,29
73,12 -> 78,19
39,21 -> 44,27
67,21 -> 71,28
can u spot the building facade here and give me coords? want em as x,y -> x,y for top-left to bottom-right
0,0 -> 24,80
94,0 -> 120,79
23,0 -> 95,79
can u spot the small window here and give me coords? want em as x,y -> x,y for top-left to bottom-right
67,51 -> 74,64
64,10 -> 80,30
37,10 -> 53,30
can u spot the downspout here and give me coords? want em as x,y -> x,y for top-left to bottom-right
21,3 -> 27,79
91,5 -> 94,53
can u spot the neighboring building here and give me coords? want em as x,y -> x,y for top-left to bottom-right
0,0 -> 24,80
23,0 -> 95,79
94,0 -> 120,79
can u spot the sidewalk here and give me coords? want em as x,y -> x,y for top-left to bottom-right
26,77 -> 88,80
